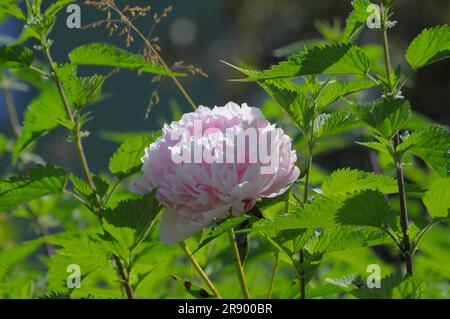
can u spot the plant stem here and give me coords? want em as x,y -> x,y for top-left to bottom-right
179,241 -> 222,299
228,228 -> 251,299
299,248 -> 306,299
380,7 -> 413,276
267,252 -> 279,299
113,255 -> 134,299
394,135 -> 413,275
2,88 -> 21,137
299,114 -> 315,299
40,37 -> 135,297
106,3 -> 197,111
381,16 -> 393,92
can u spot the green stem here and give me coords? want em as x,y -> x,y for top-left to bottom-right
380,7 -> 413,276
299,114 -> 315,299
40,37 -> 135,297
228,228 -> 251,299
179,241 -> 222,299
267,252 -> 279,299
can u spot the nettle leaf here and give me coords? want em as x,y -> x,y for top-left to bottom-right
396,125 -> 449,176
253,189 -> 394,233
242,44 -> 371,81
252,196 -> 340,232
0,3 -> 26,21
0,45 -> 35,69
306,226 -> 388,256
335,190 -> 392,228
12,90 -> 68,163
406,25 -> 450,69
321,168 -> 398,196
315,110 -> 359,138
69,43 -> 185,76
44,0 -> 75,17
342,0 -> 372,43
57,64 -> 105,110
109,132 -> 158,179
423,178 -> 450,219
103,190 -> 162,251
347,97 -> 412,139
351,273 -> 423,299
316,78 -> 375,110
259,79 -> 312,131
45,232 -> 115,292
0,165 -> 67,211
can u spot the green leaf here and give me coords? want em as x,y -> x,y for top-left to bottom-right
351,273 -> 422,299
259,79 -> 312,131
57,64 -> 105,109
69,43 -> 185,76
321,168 -> 398,195
252,196 -> 340,232
335,190 -> 392,228
315,110 -> 359,138
347,97 -> 412,139
103,190 -> 162,251
306,226 -> 388,256
12,90 -> 68,163
44,0 -> 74,17
0,45 -> 35,69
108,132 -> 157,179
0,133 -> 7,157
342,0 -> 372,43
397,125 -> 449,176
0,165 -> 67,211
0,3 -> 26,21
241,44 -> 371,81
423,178 -> 450,219
406,25 -> 450,69
316,78 -> 375,110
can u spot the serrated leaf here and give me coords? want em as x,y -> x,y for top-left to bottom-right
0,165 -> 67,211
103,190 -> 162,251
406,25 -> 450,69
306,226 -> 388,256
12,90 -> 68,163
335,190 -> 392,228
347,97 -> 412,139
241,44 -> 371,81
109,132 -> 158,179
252,196 -> 340,232
315,110 -> 359,138
57,64 -> 105,110
316,78 -> 375,110
352,273 -> 418,299
0,3 -> 26,21
321,168 -> 398,195
397,125 -> 449,176
342,0 -> 372,43
423,178 -> 450,219
44,0 -> 74,17
0,45 -> 35,69
69,43 -> 185,76
259,79 -> 312,131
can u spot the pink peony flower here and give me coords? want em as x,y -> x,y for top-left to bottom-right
132,102 -> 300,244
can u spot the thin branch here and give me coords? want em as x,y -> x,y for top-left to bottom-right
228,228 -> 251,299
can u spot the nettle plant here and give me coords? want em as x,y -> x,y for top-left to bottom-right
0,0 -> 448,299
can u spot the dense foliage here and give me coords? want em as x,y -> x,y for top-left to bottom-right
0,0 -> 449,299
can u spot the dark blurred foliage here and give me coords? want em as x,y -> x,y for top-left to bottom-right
0,0 -> 449,175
